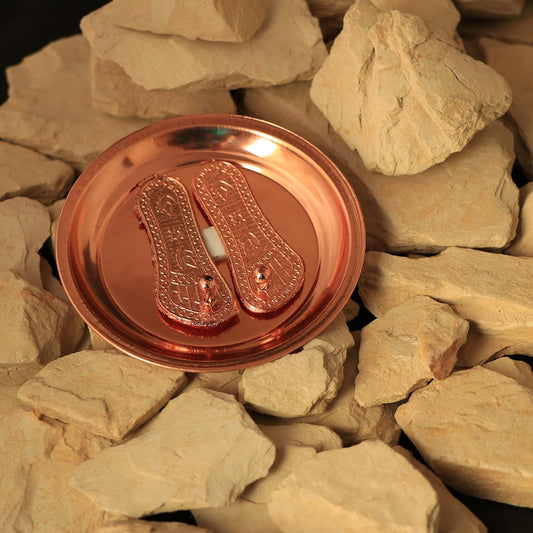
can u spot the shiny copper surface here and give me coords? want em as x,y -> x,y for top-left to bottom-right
56,114 -> 366,371
193,160 -> 305,314
135,174 -> 237,329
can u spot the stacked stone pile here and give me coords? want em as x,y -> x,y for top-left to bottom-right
1,0 -> 532,531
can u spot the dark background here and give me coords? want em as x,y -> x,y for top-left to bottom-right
0,1 -> 532,531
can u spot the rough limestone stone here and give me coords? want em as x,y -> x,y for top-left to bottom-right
0,271 -> 85,365
89,327 -> 116,351
373,0 -> 460,40
258,423 -> 343,452
98,519 -> 210,532
0,407 -> 112,532
395,447 -> 488,533
342,298 -> 360,322
70,388 -> 275,517
477,38 -> 533,180
0,197 -> 50,288
359,247 -> 533,366
454,0 -> 526,18
17,349 -> 187,440
244,83 -> 519,253
459,3 -> 533,46
484,357 -> 533,389
81,0 -> 326,91
305,0 -> 354,40
47,198 -> 64,257
184,369 -> 241,396
108,0 -> 266,42
40,257 -> 68,302
310,0 -> 512,175
91,55 -> 236,119
507,183 -> 533,257
268,440 -> 440,532
0,141 -> 74,205
255,333 -> 401,446
239,314 -> 353,417
0,363 -> 42,417
0,35 -> 150,171
354,295 -> 469,407
395,366 -> 533,507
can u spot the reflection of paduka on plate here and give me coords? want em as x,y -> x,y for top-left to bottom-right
134,161 -> 305,330
56,114 -> 365,371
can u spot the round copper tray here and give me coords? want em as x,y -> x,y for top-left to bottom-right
57,114 -> 365,371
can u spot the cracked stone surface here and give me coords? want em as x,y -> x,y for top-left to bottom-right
506,183 -> 533,257
70,388 -> 275,517
0,407 -> 113,532
244,82 -> 519,253
0,141 -> 74,205
310,0 -> 512,175
91,55 -> 236,119
97,519 -> 211,532
108,0 -> 266,42
239,314 -> 353,417
268,440 -> 439,532
0,35 -> 150,171
395,366 -> 533,507
0,197 -> 50,288
395,447 -> 487,533
459,2 -> 533,46
258,423 -> 342,452
184,369 -> 242,396
454,0 -> 526,18
477,37 -> 533,180
81,0 -> 326,92
17,349 -> 187,441
255,332 -> 401,446
484,357 -> 533,389
359,247 -> 533,366
354,295 -> 469,407
0,271 -> 85,365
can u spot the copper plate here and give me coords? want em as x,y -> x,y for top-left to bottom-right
57,114 -> 365,371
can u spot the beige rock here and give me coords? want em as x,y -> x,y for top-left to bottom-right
0,407 -> 112,532
256,333 -> 401,446
47,198 -> 64,256
354,295 -> 469,407
459,3 -> 533,46
269,440 -> 440,532
305,0 -> 353,40
0,141 -> 74,205
477,38 -> 533,180
184,369 -> 241,396
98,519 -> 210,532
0,197 -> 50,288
17,349 -> 187,440
91,55 -> 236,119
239,314 -> 353,417
342,298 -> 360,322
244,83 -> 519,253
395,366 -> 533,507
373,0 -> 460,40
109,0 -> 266,42
71,388 -> 275,517
454,0 -> 526,18
40,257 -> 68,301
310,0 -> 512,176
0,363 -> 41,417
89,327 -> 116,351
507,183 -> 533,256
484,356 -> 533,389
194,423 -> 338,533
0,36 -> 150,171
359,247 -> 533,366
81,0 -> 326,91
0,271 -> 85,365
258,423 -> 342,451
395,447 -> 488,533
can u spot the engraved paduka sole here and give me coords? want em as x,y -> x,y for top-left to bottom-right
193,161 -> 305,314
135,175 -> 236,328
